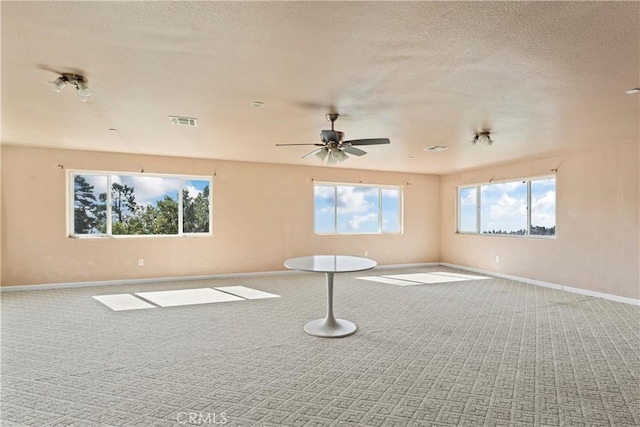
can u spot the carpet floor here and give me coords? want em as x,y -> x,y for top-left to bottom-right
1,266 -> 639,426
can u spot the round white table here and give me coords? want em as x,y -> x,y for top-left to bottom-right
284,255 -> 377,337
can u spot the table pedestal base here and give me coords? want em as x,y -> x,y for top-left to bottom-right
304,318 -> 357,338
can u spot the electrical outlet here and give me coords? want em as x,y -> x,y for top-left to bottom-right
364,250 -> 368,257
495,255 -> 500,263
138,258 -> 144,267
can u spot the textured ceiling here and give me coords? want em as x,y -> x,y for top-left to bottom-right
1,1 -> 639,174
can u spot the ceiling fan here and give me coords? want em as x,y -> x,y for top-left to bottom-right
276,113 -> 390,164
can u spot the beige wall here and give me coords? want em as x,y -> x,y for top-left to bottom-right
0,146 -> 440,286
3,143 -> 638,300
440,141 -> 640,300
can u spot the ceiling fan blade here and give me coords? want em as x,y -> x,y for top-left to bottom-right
302,148 -> 323,159
275,143 -> 325,146
345,138 -> 390,146
342,146 -> 367,156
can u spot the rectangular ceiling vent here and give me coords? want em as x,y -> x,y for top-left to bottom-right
424,145 -> 449,152
169,116 -> 198,127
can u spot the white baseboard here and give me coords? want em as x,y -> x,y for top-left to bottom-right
0,262 -> 438,293
440,262 -> 640,306
3,262 -> 638,306
0,270 -> 299,293
379,262 -> 440,269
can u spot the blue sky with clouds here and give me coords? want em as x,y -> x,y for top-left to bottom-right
314,185 -> 400,234
76,174 -> 209,211
459,178 -> 556,233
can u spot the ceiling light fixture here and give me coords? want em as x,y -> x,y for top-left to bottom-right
251,101 -> 265,108
472,131 -> 493,146
625,88 -> 640,95
49,73 -> 93,101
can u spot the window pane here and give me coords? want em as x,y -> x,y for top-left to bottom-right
111,175 -> 179,235
336,186 -> 379,233
530,178 -> 556,236
480,181 -> 527,235
314,185 -> 335,233
458,187 -> 477,233
183,180 -> 211,233
381,189 -> 400,232
73,174 -> 107,235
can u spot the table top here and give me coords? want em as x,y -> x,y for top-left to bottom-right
284,255 -> 377,273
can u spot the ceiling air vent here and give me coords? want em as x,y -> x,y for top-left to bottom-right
169,115 -> 198,126
424,145 -> 448,152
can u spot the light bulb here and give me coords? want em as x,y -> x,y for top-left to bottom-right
329,148 -> 347,164
49,77 -> 66,93
315,148 -> 328,161
327,149 -> 338,165
475,132 -> 493,145
76,80 -> 92,101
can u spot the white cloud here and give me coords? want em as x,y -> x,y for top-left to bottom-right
116,175 -> 179,205
532,190 -> 556,226
487,194 -> 526,220
381,189 -> 400,199
347,213 -> 378,230
460,189 -> 476,206
336,186 -> 376,214
492,182 -> 524,193
481,192 -> 527,232
314,186 -> 335,198
184,184 -> 202,199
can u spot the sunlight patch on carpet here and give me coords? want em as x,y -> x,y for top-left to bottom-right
216,286 -> 280,300
93,294 -> 156,311
136,288 -> 243,307
357,271 -> 490,286
429,272 -> 489,280
384,273 -> 469,284
356,276 -> 424,286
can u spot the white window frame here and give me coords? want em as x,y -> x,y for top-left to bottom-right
313,181 -> 403,235
456,175 -> 556,239
68,170 -> 213,238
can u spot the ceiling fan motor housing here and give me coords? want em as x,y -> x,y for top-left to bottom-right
321,130 -> 344,144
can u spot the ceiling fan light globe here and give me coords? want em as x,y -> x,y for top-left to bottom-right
76,81 -> 92,100
473,132 -> 493,145
49,77 -> 66,93
315,148 -> 328,161
479,134 -> 492,145
328,148 -> 348,164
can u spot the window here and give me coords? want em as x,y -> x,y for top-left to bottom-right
458,187 -> 477,233
530,178 -> 556,236
71,172 -> 211,237
314,183 -> 402,234
457,176 -> 555,237
480,181 -> 527,235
